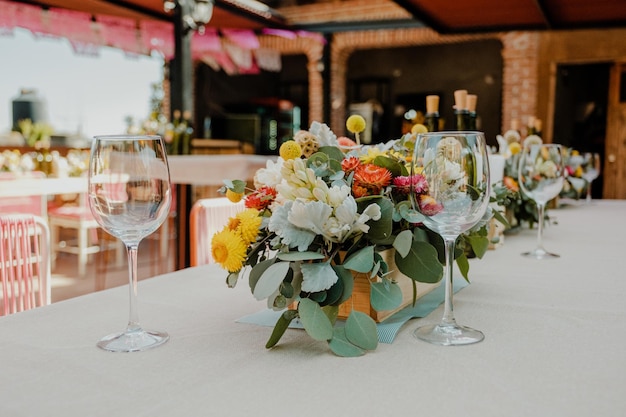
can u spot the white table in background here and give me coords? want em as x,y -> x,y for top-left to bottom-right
0,200 -> 624,417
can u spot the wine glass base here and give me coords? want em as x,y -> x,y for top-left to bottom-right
521,248 -> 559,259
97,329 -> 169,352
413,323 -> 484,346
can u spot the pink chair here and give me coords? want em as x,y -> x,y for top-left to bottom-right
0,214 -> 51,315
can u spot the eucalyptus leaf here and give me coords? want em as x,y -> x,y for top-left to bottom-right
394,240 -> 443,283
331,264 -> 354,306
253,261 -> 290,300
371,281 -> 403,311
328,328 -> 365,357
277,251 -> 326,261
359,198 -> 394,242
248,258 -> 275,293
343,246 -> 374,273
319,146 -> 345,161
372,155 -> 408,177
226,272 -> 239,288
323,275 -> 344,306
265,309 -> 298,349
322,305 -> 339,325
345,311 -> 379,351
393,229 -> 413,258
370,261 -> 381,278
298,298 -> 334,341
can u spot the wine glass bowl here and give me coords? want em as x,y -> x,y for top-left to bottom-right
580,152 -> 601,203
411,131 -> 491,346
88,135 -> 172,352
517,143 -> 564,259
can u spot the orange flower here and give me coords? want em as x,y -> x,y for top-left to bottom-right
503,176 -> 519,192
245,186 -> 277,210
353,164 -> 392,195
341,156 -> 361,174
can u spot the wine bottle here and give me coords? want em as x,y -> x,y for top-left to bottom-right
454,89 -> 470,131
424,95 -> 440,132
467,94 -> 477,130
526,115 -> 536,137
533,118 -> 543,137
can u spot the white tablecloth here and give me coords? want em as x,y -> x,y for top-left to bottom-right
0,200 -> 625,416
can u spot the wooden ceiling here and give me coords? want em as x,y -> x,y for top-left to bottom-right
8,0 -> 626,33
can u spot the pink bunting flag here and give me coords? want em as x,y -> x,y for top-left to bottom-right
221,29 -> 259,49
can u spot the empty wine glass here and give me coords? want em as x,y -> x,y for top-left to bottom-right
517,143 -> 564,259
581,152 -> 601,203
411,131 -> 491,346
88,135 -> 172,352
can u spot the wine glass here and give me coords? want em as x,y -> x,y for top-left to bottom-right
88,135 -> 172,352
517,143 -> 564,259
581,152 -> 601,203
411,131 -> 491,346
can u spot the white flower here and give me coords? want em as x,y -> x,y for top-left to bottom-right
268,201 -> 317,251
309,121 -> 338,147
300,262 -> 338,293
254,157 -> 284,189
288,200 -> 333,237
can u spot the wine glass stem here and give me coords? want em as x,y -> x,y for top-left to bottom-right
586,182 -> 592,203
536,202 -> 546,250
441,237 -> 457,326
126,243 -> 141,332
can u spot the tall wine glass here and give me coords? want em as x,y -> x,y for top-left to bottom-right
411,131 -> 491,346
581,152 -> 601,203
517,143 -> 564,259
88,135 -> 172,352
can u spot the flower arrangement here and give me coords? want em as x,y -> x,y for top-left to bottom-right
212,119 -> 495,356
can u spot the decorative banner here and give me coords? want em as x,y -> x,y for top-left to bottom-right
140,20 -> 175,59
97,15 -> 143,55
223,40 -> 253,71
0,0 -> 18,33
221,29 -> 259,49
192,28 -> 222,59
261,28 -> 297,39
14,2 -> 47,35
254,48 -> 281,72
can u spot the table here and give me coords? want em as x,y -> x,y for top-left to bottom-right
1,200 -> 625,416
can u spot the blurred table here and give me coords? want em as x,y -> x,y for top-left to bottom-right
0,200 -> 625,416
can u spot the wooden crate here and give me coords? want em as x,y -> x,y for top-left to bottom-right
337,249 -> 438,322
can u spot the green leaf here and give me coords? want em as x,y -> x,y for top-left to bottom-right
328,328 -> 365,357
277,251 -> 326,261
393,229 -> 413,258
394,241 -> 443,283
371,281 -> 403,311
467,234 -> 489,259
372,155 -> 408,177
248,258 -> 275,293
265,309 -> 298,349
226,272 -> 239,288
319,146 -> 345,161
492,209 -> 510,229
332,265 -> 354,306
456,253 -> 470,281
345,311 -> 379,351
298,298 -> 334,341
322,305 -> 339,325
360,198 -> 394,242
223,179 -> 246,193
343,245 -> 374,273
323,276 -> 344,306
253,261 -> 290,300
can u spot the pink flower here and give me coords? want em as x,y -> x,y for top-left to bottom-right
393,174 -> 428,195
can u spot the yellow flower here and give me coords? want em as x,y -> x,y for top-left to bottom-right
574,166 -> 583,177
235,209 -> 262,244
279,141 -> 302,160
509,142 -> 522,155
411,123 -> 428,134
226,189 -> 243,203
346,115 -> 366,133
359,147 -> 386,164
211,229 -> 247,273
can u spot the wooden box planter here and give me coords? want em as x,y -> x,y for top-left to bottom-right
337,249 -> 438,323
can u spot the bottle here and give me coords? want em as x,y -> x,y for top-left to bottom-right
526,115 -> 536,137
533,118 -> 543,137
424,95 -> 440,132
454,89 -> 470,131
466,94 -> 478,130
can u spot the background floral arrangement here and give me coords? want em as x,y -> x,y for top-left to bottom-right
212,119 -> 497,356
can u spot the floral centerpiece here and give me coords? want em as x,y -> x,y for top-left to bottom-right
211,118 -> 496,356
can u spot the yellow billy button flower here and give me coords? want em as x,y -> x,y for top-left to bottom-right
226,188 -> 244,203
509,142 -> 522,155
211,229 -> 247,273
279,141 -> 302,160
411,123 -> 428,134
346,114 -> 366,145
